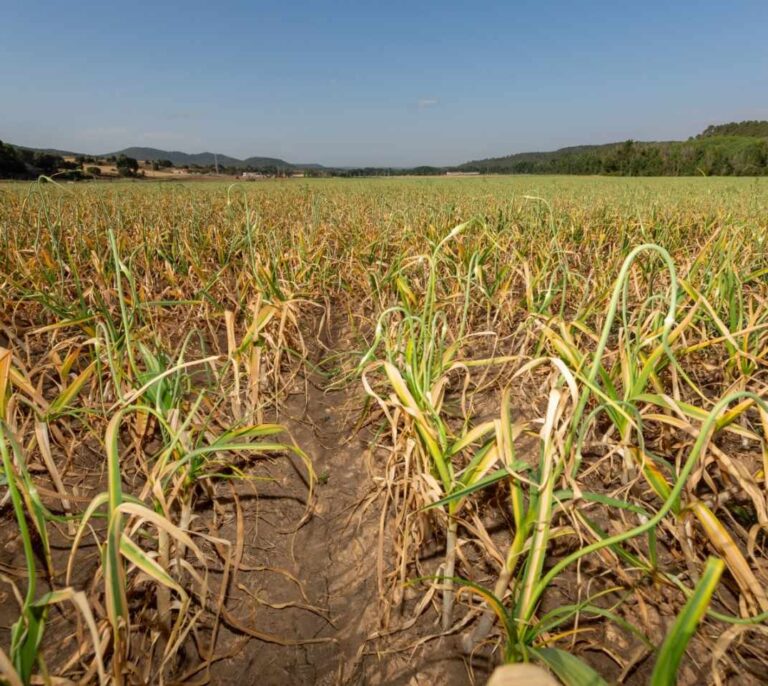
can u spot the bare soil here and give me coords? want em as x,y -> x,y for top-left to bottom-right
206,317 -> 483,685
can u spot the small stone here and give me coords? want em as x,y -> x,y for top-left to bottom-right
3,536 -> 20,554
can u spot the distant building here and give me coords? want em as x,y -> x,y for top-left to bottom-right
446,171 -> 480,176
241,172 -> 266,180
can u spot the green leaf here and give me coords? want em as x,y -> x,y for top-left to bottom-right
120,534 -> 185,596
650,557 -> 724,686
535,595 -> 652,650
46,360 -> 97,418
532,647 -> 608,686
423,464 -> 528,511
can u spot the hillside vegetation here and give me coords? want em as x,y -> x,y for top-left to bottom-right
461,121 -> 768,175
0,140 -> 89,180
697,120 -> 768,138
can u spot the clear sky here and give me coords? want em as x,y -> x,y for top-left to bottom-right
2,1 -> 767,167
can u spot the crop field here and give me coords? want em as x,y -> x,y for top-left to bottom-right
1,175 -> 768,685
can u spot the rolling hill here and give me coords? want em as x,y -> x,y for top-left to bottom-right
106,147 -> 297,169
15,145 -> 84,157
7,144 -> 319,170
458,121 -> 768,176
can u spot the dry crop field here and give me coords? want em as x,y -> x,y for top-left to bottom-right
1,175 -> 767,685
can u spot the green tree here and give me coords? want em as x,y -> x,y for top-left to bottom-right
0,140 -> 29,177
116,155 -> 139,177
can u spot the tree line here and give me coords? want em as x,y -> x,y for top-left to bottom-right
459,136 -> 768,176
0,141 -> 84,179
697,120 -> 768,139
459,122 -> 768,176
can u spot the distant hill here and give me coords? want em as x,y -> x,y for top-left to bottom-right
461,142 -> 630,168
459,142 -> 670,173
459,122 -> 768,176
243,155 -> 296,169
7,144 -> 322,171
107,147 -> 296,169
15,145 -> 83,157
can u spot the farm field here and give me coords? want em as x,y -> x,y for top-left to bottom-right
1,175 -> 768,685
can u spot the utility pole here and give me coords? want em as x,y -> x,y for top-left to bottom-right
214,153 -> 219,175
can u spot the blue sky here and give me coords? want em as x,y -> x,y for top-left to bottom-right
2,1 -> 767,166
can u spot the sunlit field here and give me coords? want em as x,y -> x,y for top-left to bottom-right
1,175 -> 767,685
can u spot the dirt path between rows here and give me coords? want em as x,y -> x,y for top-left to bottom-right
207,316 -> 377,684
208,317 -> 479,685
